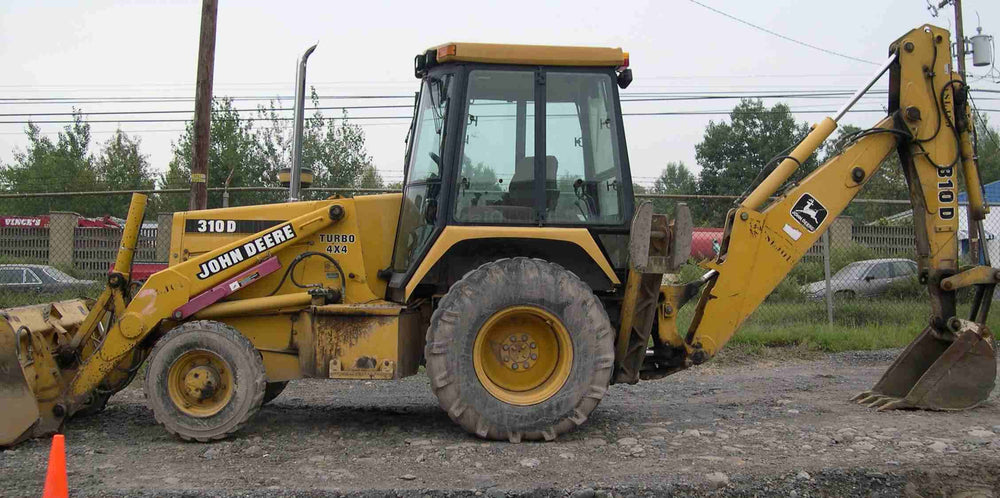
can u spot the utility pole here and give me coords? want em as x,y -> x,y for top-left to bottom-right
948,0 -> 980,262
190,0 -> 218,211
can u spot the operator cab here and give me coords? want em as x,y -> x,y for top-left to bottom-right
389,42 -> 635,294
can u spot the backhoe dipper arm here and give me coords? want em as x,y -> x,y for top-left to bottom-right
666,25 -> 992,373
65,203 -> 345,406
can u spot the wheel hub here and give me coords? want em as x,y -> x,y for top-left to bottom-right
499,333 -> 539,371
166,350 -> 234,418
183,365 -> 221,401
473,306 -> 573,406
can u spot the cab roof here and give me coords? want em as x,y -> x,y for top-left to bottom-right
428,42 -> 627,68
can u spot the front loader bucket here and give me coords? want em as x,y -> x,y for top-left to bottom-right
853,320 -> 997,411
0,318 -> 41,447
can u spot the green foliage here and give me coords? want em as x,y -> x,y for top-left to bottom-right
159,91 -> 384,212
0,113 -> 158,216
464,161 -> 502,191
0,113 -> 100,215
159,98 -> 273,212
694,99 -> 815,225
971,114 -> 1000,186
92,130 -> 156,215
644,161 -> 698,219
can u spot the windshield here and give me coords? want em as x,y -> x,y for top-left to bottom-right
42,267 -> 77,282
832,261 -> 870,280
392,75 -> 452,272
452,69 -> 625,225
405,77 -> 450,184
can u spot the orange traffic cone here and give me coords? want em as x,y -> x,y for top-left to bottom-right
42,434 -> 68,498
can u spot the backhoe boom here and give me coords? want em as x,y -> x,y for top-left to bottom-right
655,25 -> 996,409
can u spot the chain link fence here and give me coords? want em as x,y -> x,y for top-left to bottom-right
1,189 -> 997,335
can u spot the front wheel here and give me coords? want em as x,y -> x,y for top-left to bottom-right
425,257 -> 615,442
145,320 -> 266,442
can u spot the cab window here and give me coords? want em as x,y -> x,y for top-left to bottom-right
453,70 -> 536,223
452,69 -> 625,225
545,72 -> 623,224
392,74 -> 452,271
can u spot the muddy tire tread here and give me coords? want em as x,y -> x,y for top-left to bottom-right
425,257 -> 614,442
144,320 -> 266,443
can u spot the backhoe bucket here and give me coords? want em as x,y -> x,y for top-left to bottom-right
853,319 -> 996,411
0,317 -> 41,447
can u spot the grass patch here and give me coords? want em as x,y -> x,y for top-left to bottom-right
673,294 -> 1000,354
733,322 -> 922,352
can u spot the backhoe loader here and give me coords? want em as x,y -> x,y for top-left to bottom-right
0,24 -> 995,446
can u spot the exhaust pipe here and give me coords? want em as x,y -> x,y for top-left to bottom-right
289,43 -> 318,202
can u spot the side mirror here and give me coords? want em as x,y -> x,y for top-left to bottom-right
617,68 -> 633,89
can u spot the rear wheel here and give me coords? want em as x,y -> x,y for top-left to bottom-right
836,290 -> 856,300
425,257 -> 614,442
145,320 -> 266,442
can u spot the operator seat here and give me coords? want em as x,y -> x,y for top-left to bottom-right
507,155 -> 560,211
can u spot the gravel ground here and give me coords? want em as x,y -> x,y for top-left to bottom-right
2,349 -> 999,497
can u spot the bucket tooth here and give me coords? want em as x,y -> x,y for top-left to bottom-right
855,320 -> 996,411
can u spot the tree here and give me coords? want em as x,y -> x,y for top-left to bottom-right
694,99 -> 816,225
264,90 -> 384,195
255,90 -> 384,200
159,98 -> 269,212
644,161 -> 697,218
972,115 -> 1000,186
815,124 -> 910,224
0,112 -> 101,215
92,130 -> 156,215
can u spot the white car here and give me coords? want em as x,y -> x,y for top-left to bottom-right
801,258 -> 918,300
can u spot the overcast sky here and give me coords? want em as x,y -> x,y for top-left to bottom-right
1,0 -> 998,188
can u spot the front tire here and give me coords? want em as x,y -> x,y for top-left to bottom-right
145,320 -> 266,442
425,257 -> 615,442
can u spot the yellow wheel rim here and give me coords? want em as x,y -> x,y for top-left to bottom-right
473,306 -> 573,406
166,349 -> 235,418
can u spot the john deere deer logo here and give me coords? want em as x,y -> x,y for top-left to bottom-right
790,193 -> 827,232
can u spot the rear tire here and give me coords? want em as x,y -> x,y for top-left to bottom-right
836,290 -> 856,300
262,381 -> 288,405
425,257 -> 615,442
144,320 -> 266,442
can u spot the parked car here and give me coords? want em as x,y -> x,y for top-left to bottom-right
0,264 -> 98,295
801,258 -> 918,300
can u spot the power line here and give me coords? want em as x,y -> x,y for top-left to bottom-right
0,94 -> 413,104
686,0 -> 879,66
3,106 -> 998,126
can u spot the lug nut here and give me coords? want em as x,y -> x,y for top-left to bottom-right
530,342 -> 536,349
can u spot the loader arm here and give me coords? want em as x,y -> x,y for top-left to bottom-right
0,200 -> 346,446
656,25 -> 996,409
68,203 -> 345,401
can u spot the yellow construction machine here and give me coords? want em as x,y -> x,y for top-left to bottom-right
0,24 -> 995,446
